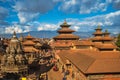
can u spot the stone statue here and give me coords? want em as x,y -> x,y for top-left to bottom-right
1,55 -> 7,65
15,54 -> 26,65
7,54 -> 15,65
6,47 -> 10,54
10,48 -> 16,55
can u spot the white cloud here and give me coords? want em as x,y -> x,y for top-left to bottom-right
23,25 -> 32,32
35,10 -> 120,33
4,22 -> 59,34
13,0 -> 60,24
64,10 -> 120,33
59,0 -> 120,14
5,24 -> 33,34
4,10 -> 120,35
37,23 -> 58,31
18,12 -> 39,24
73,26 -> 80,31
99,3 -> 106,11
5,26 -> 23,34
59,0 -> 108,14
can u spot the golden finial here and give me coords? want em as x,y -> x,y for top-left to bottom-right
63,19 -> 67,25
28,32 -> 31,36
97,24 -> 101,29
104,29 -> 109,34
105,29 -> 108,33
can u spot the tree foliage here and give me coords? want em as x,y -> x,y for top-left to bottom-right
116,34 -> 120,50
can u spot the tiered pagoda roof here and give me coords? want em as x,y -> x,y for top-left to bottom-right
53,20 -> 79,40
54,34 -> 79,39
23,40 -> 36,46
93,25 -> 103,35
92,25 -> 103,41
57,28 -> 75,33
19,33 -> 24,42
53,42 -> 72,48
97,43 -> 118,50
73,40 -> 93,46
92,26 -> 118,51
25,33 -> 34,40
102,29 -> 113,41
22,33 -> 41,53
24,46 -> 39,53
100,30 -> 117,50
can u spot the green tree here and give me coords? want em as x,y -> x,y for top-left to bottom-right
116,34 -> 120,50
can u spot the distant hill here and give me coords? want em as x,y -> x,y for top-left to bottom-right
0,30 -> 118,39
0,31 -> 57,39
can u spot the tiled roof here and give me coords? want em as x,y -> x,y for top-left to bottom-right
101,77 -> 120,80
25,34 -> 34,39
93,32 -> 103,35
92,37 -> 103,41
23,46 -> 39,53
92,36 -> 113,41
53,34 -> 79,39
57,50 -> 95,73
23,40 -> 35,46
53,42 -> 71,47
73,40 -> 93,46
98,43 -> 118,49
93,42 -> 103,47
58,28 -> 75,33
102,36 -> 113,41
57,50 -> 120,74
35,43 -> 42,47
33,39 -> 40,42
87,59 -> 120,74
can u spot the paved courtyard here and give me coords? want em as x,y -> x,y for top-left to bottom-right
47,68 -> 63,80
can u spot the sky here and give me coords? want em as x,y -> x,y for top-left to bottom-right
0,0 -> 120,35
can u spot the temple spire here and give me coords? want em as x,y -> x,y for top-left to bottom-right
97,24 -> 101,29
63,19 -> 67,25
13,31 -> 17,38
105,29 -> 108,33
104,29 -> 110,37
28,32 -> 31,36
19,33 -> 24,42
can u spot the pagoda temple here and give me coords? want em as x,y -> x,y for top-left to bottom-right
19,33 -> 24,42
22,33 -> 40,54
52,20 -> 79,50
102,29 -> 113,43
91,25 -> 118,51
21,33 -> 42,65
1,31 -> 28,78
53,20 -> 79,41
97,30 -> 118,51
92,25 -> 103,43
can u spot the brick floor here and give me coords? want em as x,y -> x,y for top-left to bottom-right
47,68 -> 63,80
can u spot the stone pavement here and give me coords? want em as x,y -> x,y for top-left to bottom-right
47,68 -> 63,80
47,67 -> 74,80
